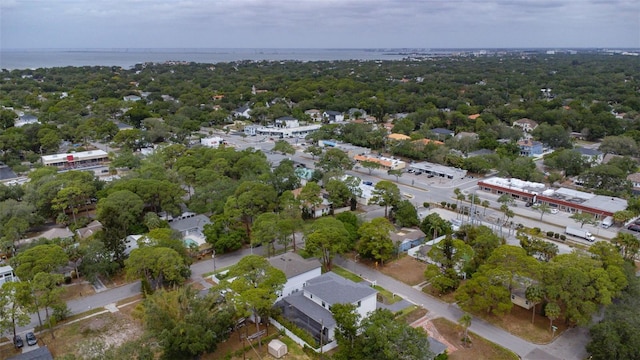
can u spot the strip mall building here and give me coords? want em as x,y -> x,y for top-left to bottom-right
478,177 -> 627,218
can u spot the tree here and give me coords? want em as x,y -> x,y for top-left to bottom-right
304,217 -> 351,270
587,276 -> 640,360
32,272 -> 65,338
481,200 -> 490,216
317,148 -> 353,173
298,181 -> 323,218
0,282 -> 31,343
569,212 -> 597,228
359,160 -> 381,175
325,179 -> 352,208
525,285 -> 545,324
143,286 -> 235,359
251,212 -> 281,256
225,255 -> 286,332
368,180 -> 401,219
545,302 -> 561,332
12,244 -> 69,281
357,309 -> 432,360
393,200 -> 419,227
272,140 -> 296,155
304,145 -> 323,160
125,246 -> 191,291
224,181 -> 277,238
459,313 -> 472,347
97,190 -> 144,264
388,169 -> 403,182
331,303 -> 361,350
532,203 -> 551,221
612,232 -> 640,262
420,213 -> 451,239
357,218 -> 395,265
79,239 -> 119,282
455,269 -> 513,316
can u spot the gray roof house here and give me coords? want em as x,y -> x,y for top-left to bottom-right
0,162 -> 18,181
169,214 -> 211,237
268,252 -> 322,300
575,147 -> 603,164
275,272 -> 377,351
429,128 -> 455,139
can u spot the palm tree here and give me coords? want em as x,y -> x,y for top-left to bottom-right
459,313 -> 472,347
525,285 -> 544,324
481,200 -> 490,216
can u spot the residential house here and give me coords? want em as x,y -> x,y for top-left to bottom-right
291,188 -> 332,218
412,138 -> 444,151
455,131 -> 479,140
305,109 -> 322,122
513,118 -> 539,132
294,167 -> 315,186
0,265 -> 17,286
575,147 -> 603,164
390,228 -> 426,253
75,220 -> 103,240
233,106 -> 252,119
124,234 -> 146,256
0,162 -> 17,181
347,108 -> 367,119
322,110 -> 344,123
123,95 -> 142,102
467,114 -> 481,120
275,272 -> 377,347
15,114 -> 39,127
627,173 -> 640,195
244,125 -> 259,136
268,252 -> 322,301
24,227 -> 74,242
429,128 -> 455,140
517,139 -> 543,157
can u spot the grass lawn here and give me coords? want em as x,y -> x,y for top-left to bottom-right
331,265 -> 364,283
431,317 -> 519,360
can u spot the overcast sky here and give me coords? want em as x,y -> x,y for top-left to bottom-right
1,0 -> 638,49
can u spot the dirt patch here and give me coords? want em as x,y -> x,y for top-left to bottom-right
378,255 -> 426,286
42,305 -> 143,359
60,281 -> 95,302
473,302 -> 568,344
431,317 -> 518,360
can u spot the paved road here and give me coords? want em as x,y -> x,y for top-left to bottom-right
334,256 -> 588,360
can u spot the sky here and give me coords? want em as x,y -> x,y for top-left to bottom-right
1,0 -> 638,49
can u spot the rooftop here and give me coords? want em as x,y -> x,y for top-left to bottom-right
305,272 -> 377,305
268,252 -> 321,279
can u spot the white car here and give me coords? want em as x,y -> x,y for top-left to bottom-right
550,209 -> 559,214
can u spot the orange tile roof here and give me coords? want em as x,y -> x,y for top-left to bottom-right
468,114 -> 481,120
412,138 -> 444,146
354,155 -> 393,168
387,133 -> 411,141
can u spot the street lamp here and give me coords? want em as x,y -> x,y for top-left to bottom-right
212,250 -> 216,272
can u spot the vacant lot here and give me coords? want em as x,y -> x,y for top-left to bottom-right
431,317 -> 518,360
379,255 -> 426,286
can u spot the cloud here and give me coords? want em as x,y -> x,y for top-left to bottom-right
1,0 -> 638,48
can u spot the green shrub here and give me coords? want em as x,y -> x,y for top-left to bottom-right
423,202 -> 430,209
440,201 -> 447,208
450,203 -> 457,210
546,231 -> 554,237
560,235 -> 566,241
554,233 -> 560,239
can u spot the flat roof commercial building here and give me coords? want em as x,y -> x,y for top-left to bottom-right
478,177 -> 627,218
409,161 -> 467,179
41,150 -> 109,169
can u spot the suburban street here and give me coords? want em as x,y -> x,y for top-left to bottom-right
7,132 -> 600,359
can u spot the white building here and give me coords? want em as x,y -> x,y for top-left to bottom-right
41,150 -> 109,169
275,272 -> 377,349
268,252 -> 322,301
0,265 -> 17,286
200,136 -> 225,148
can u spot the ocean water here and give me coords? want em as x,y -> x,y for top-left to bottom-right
0,48 -> 417,70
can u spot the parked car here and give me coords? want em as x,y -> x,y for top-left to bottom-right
363,181 -> 373,186
13,335 -> 23,348
525,202 -> 533,207
550,209 -> 559,214
627,224 -> 640,233
25,332 -> 37,346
